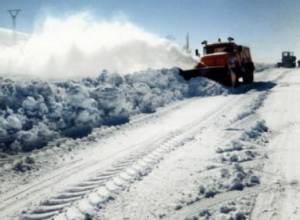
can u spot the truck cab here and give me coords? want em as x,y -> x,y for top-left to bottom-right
277,51 -> 296,68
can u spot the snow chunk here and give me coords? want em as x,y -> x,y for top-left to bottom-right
6,115 -> 22,131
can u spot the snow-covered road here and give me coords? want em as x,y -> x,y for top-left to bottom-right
0,68 -> 299,220
252,70 -> 300,220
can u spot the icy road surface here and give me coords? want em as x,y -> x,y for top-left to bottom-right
0,68 -> 299,220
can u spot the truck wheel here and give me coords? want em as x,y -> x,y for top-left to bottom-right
248,70 -> 254,83
243,70 -> 254,84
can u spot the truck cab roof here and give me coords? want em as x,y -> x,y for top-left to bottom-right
203,42 -> 249,55
282,51 -> 294,56
204,42 -> 237,54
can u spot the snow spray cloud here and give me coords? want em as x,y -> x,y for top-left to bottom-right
0,12 -> 195,80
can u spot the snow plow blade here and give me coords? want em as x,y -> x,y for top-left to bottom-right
179,66 -> 234,87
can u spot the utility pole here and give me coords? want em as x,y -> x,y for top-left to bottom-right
8,9 -> 21,44
186,33 -> 190,52
184,32 -> 191,54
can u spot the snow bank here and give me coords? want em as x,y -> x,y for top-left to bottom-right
0,12 -> 195,80
255,63 -> 274,73
0,68 -> 227,153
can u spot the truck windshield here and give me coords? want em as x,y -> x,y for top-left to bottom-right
204,45 -> 234,54
283,52 -> 293,56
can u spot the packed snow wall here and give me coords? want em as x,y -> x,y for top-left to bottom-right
0,68 -> 227,153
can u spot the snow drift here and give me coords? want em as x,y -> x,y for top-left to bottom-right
0,68 -> 227,153
0,13 -> 195,79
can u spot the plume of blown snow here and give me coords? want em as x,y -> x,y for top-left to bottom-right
0,12 -> 195,80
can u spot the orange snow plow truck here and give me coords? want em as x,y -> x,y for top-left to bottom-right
180,38 -> 255,87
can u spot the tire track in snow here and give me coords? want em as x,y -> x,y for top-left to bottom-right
0,98 -> 199,218
19,96 -> 246,220
20,134 -> 190,219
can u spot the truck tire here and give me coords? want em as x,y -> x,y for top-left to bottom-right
243,70 -> 254,84
242,63 -> 254,84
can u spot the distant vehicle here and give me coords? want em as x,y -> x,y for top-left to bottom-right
277,51 -> 296,68
179,37 -> 255,87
